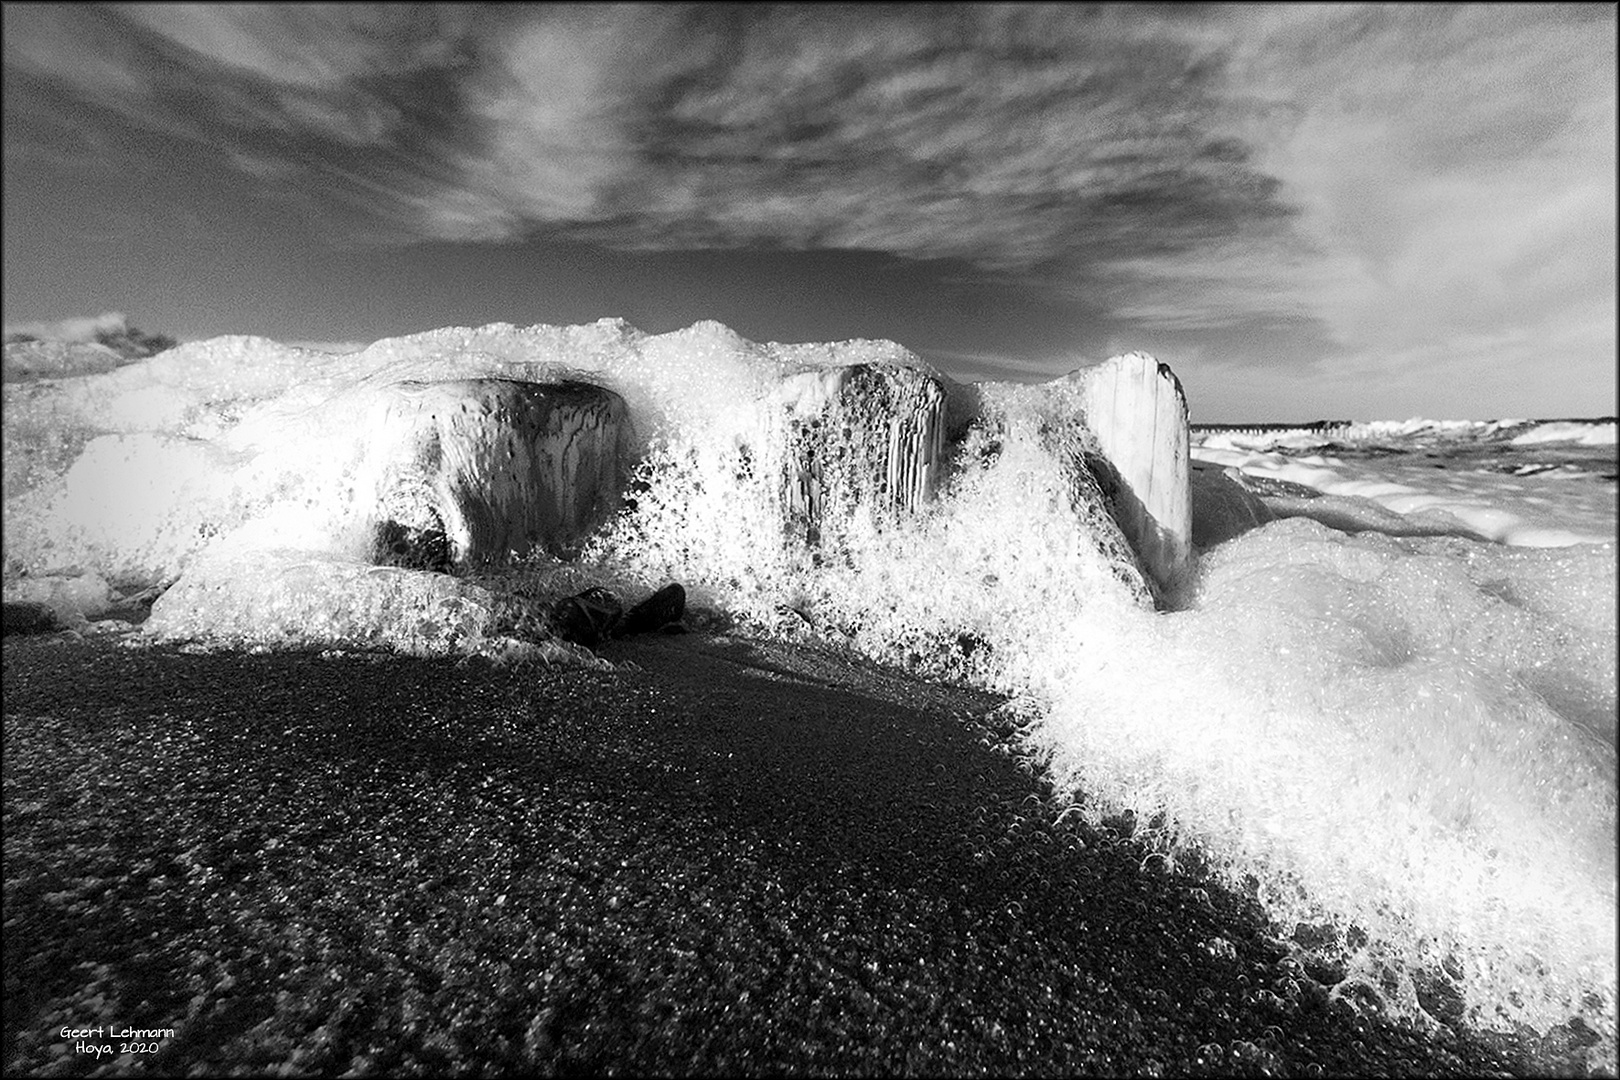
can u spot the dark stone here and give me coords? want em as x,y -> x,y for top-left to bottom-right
373,518 -> 454,574
548,584 -> 687,647
615,583 -> 686,638
549,586 -> 624,648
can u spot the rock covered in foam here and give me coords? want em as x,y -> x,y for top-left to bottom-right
1070,353 -> 1192,599
133,375 -> 632,651
309,375 -> 625,569
776,363 -> 949,544
341,377 -> 633,568
971,375 -> 1156,609
4,320 -> 1201,653
767,351 -> 1190,605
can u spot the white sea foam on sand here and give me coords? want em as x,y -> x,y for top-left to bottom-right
2,325 -> 1615,1067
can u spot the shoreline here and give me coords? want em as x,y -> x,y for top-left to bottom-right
2,631 -> 1599,1076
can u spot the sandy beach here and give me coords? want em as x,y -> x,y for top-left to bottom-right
2,628 -> 1596,1077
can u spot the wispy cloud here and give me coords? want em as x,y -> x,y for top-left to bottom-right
1,5 -> 150,103
3,2 -> 1614,406
1233,5 -> 1617,358
120,3 -> 428,91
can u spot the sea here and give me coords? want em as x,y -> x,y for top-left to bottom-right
3,321 -> 1615,1070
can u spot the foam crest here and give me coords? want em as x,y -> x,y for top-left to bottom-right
1018,518 -> 1615,1047
1512,421 -> 1618,447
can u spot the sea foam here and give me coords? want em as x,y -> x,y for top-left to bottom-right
2,323 -> 1614,1066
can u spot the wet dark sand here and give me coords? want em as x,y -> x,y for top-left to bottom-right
2,631 -> 1598,1076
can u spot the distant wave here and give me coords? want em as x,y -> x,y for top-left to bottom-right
1510,420 -> 1619,447
1194,417 -> 1617,454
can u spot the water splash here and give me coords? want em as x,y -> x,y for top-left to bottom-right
3,322 -> 1613,1065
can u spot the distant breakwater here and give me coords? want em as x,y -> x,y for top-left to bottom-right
1193,421 -> 1353,436
1193,416 -> 1616,437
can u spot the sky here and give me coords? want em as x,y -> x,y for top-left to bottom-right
2,3 -> 1615,422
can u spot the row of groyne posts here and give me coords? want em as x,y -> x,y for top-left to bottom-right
365,355 -> 1192,606
1192,421 -> 1355,438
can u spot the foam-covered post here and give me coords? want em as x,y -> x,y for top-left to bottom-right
1074,353 -> 1193,597
776,363 -> 948,543
363,378 -> 631,567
